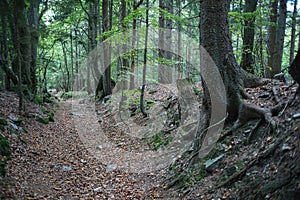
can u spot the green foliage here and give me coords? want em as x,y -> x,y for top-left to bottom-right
37,116 -> 49,124
42,109 -> 55,122
34,94 -> 44,105
0,118 -> 8,126
149,132 -> 173,151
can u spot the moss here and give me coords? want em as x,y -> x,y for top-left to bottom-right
149,132 -> 173,151
42,109 -> 55,122
37,116 -> 49,124
0,118 -> 8,126
34,95 -> 43,104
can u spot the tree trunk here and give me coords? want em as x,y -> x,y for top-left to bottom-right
16,0 -> 32,92
273,0 -> 287,75
120,0 -> 129,89
200,0 -> 242,123
266,0 -> 278,78
164,0 -> 173,83
28,0 -> 41,95
102,0 -> 112,97
290,0 -> 298,65
158,0 -> 166,84
240,0 -> 258,74
140,0 -> 149,118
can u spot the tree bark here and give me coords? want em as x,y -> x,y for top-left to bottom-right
266,0 -> 278,78
273,0 -> 287,75
102,0 -> 112,97
200,0 -> 242,123
290,0 -> 298,65
140,0 -> 149,118
28,0 -> 41,94
158,0 -> 166,84
164,0 -> 173,83
240,0 -> 258,74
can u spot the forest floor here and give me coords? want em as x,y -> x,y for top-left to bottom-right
0,80 -> 299,199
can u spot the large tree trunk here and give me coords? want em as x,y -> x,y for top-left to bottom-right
16,0 -> 32,91
266,0 -> 278,78
200,0 -> 242,123
240,0 -> 258,74
273,0 -> 287,75
28,0 -> 40,94
194,0 -> 276,161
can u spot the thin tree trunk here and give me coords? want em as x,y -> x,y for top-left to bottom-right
290,0 -> 298,64
176,0 -> 182,79
102,0 -> 112,97
140,0 -> 149,118
158,0 -> 166,84
165,0 -> 173,83
61,41 -> 70,92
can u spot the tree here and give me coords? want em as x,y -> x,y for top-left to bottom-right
196,0 -> 275,159
290,0 -> 298,65
102,0 -> 112,97
140,0 -> 149,117
273,0 -> 287,75
266,0 -> 278,78
240,0 -> 258,74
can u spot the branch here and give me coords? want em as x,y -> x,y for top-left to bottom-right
78,0 -> 89,17
38,0 -> 49,22
134,0 -> 144,9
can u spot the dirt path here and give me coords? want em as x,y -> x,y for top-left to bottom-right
1,100 -> 160,199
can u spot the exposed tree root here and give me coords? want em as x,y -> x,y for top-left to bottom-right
220,102 -> 276,141
217,135 -> 286,188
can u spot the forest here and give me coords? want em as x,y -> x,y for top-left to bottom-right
0,0 -> 300,199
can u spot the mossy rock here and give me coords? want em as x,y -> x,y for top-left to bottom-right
37,117 -> 49,124
0,118 -> 8,126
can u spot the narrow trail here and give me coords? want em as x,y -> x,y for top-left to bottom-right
2,100 -> 160,199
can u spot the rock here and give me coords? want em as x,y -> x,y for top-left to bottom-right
93,187 -> 102,192
292,113 -> 300,119
62,165 -> 72,171
204,154 -> 224,172
281,143 -> 293,152
0,118 -> 8,126
69,112 -> 81,116
105,164 -> 117,173
259,92 -> 270,98
10,122 -> 19,130
8,114 -> 22,125
116,142 -> 125,147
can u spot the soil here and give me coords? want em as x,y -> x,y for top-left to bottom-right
0,80 -> 299,199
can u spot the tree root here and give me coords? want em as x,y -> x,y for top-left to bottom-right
219,102 -> 276,141
217,135 -> 286,188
